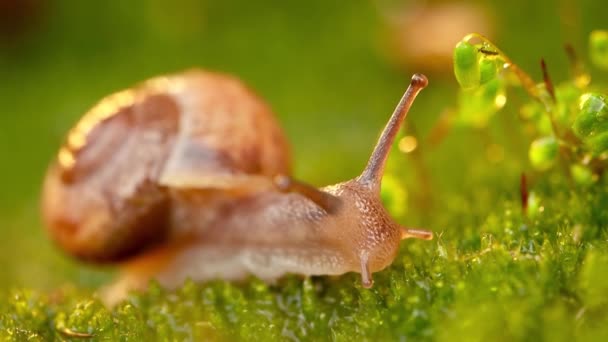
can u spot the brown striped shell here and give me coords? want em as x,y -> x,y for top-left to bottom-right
42,69 -> 290,262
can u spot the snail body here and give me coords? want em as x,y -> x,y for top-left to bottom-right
42,69 -> 432,303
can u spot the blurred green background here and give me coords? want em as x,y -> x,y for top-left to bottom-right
0,0 -> 605,290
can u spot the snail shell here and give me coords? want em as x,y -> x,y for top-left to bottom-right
42,69 -> 290,262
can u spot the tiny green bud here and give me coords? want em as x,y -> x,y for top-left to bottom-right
590,30 -> 608,70
573,93 -> 608,137
529,136 -> 558,171
454,41 -> 480,90
479,58 -> 498,85
570,164 -> 596,186
572,93 -> 608,154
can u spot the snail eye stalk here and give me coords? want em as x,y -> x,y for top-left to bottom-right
358,74 -> 428,192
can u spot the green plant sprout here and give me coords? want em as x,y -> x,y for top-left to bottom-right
453,31 -> 608,185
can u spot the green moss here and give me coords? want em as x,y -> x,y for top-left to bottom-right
2,177 -> 608,341
529,136 -> 559,171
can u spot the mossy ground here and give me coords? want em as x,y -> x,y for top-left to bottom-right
3,173 -> 608,341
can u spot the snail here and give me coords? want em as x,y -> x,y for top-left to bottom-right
41,69 -> 432,303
